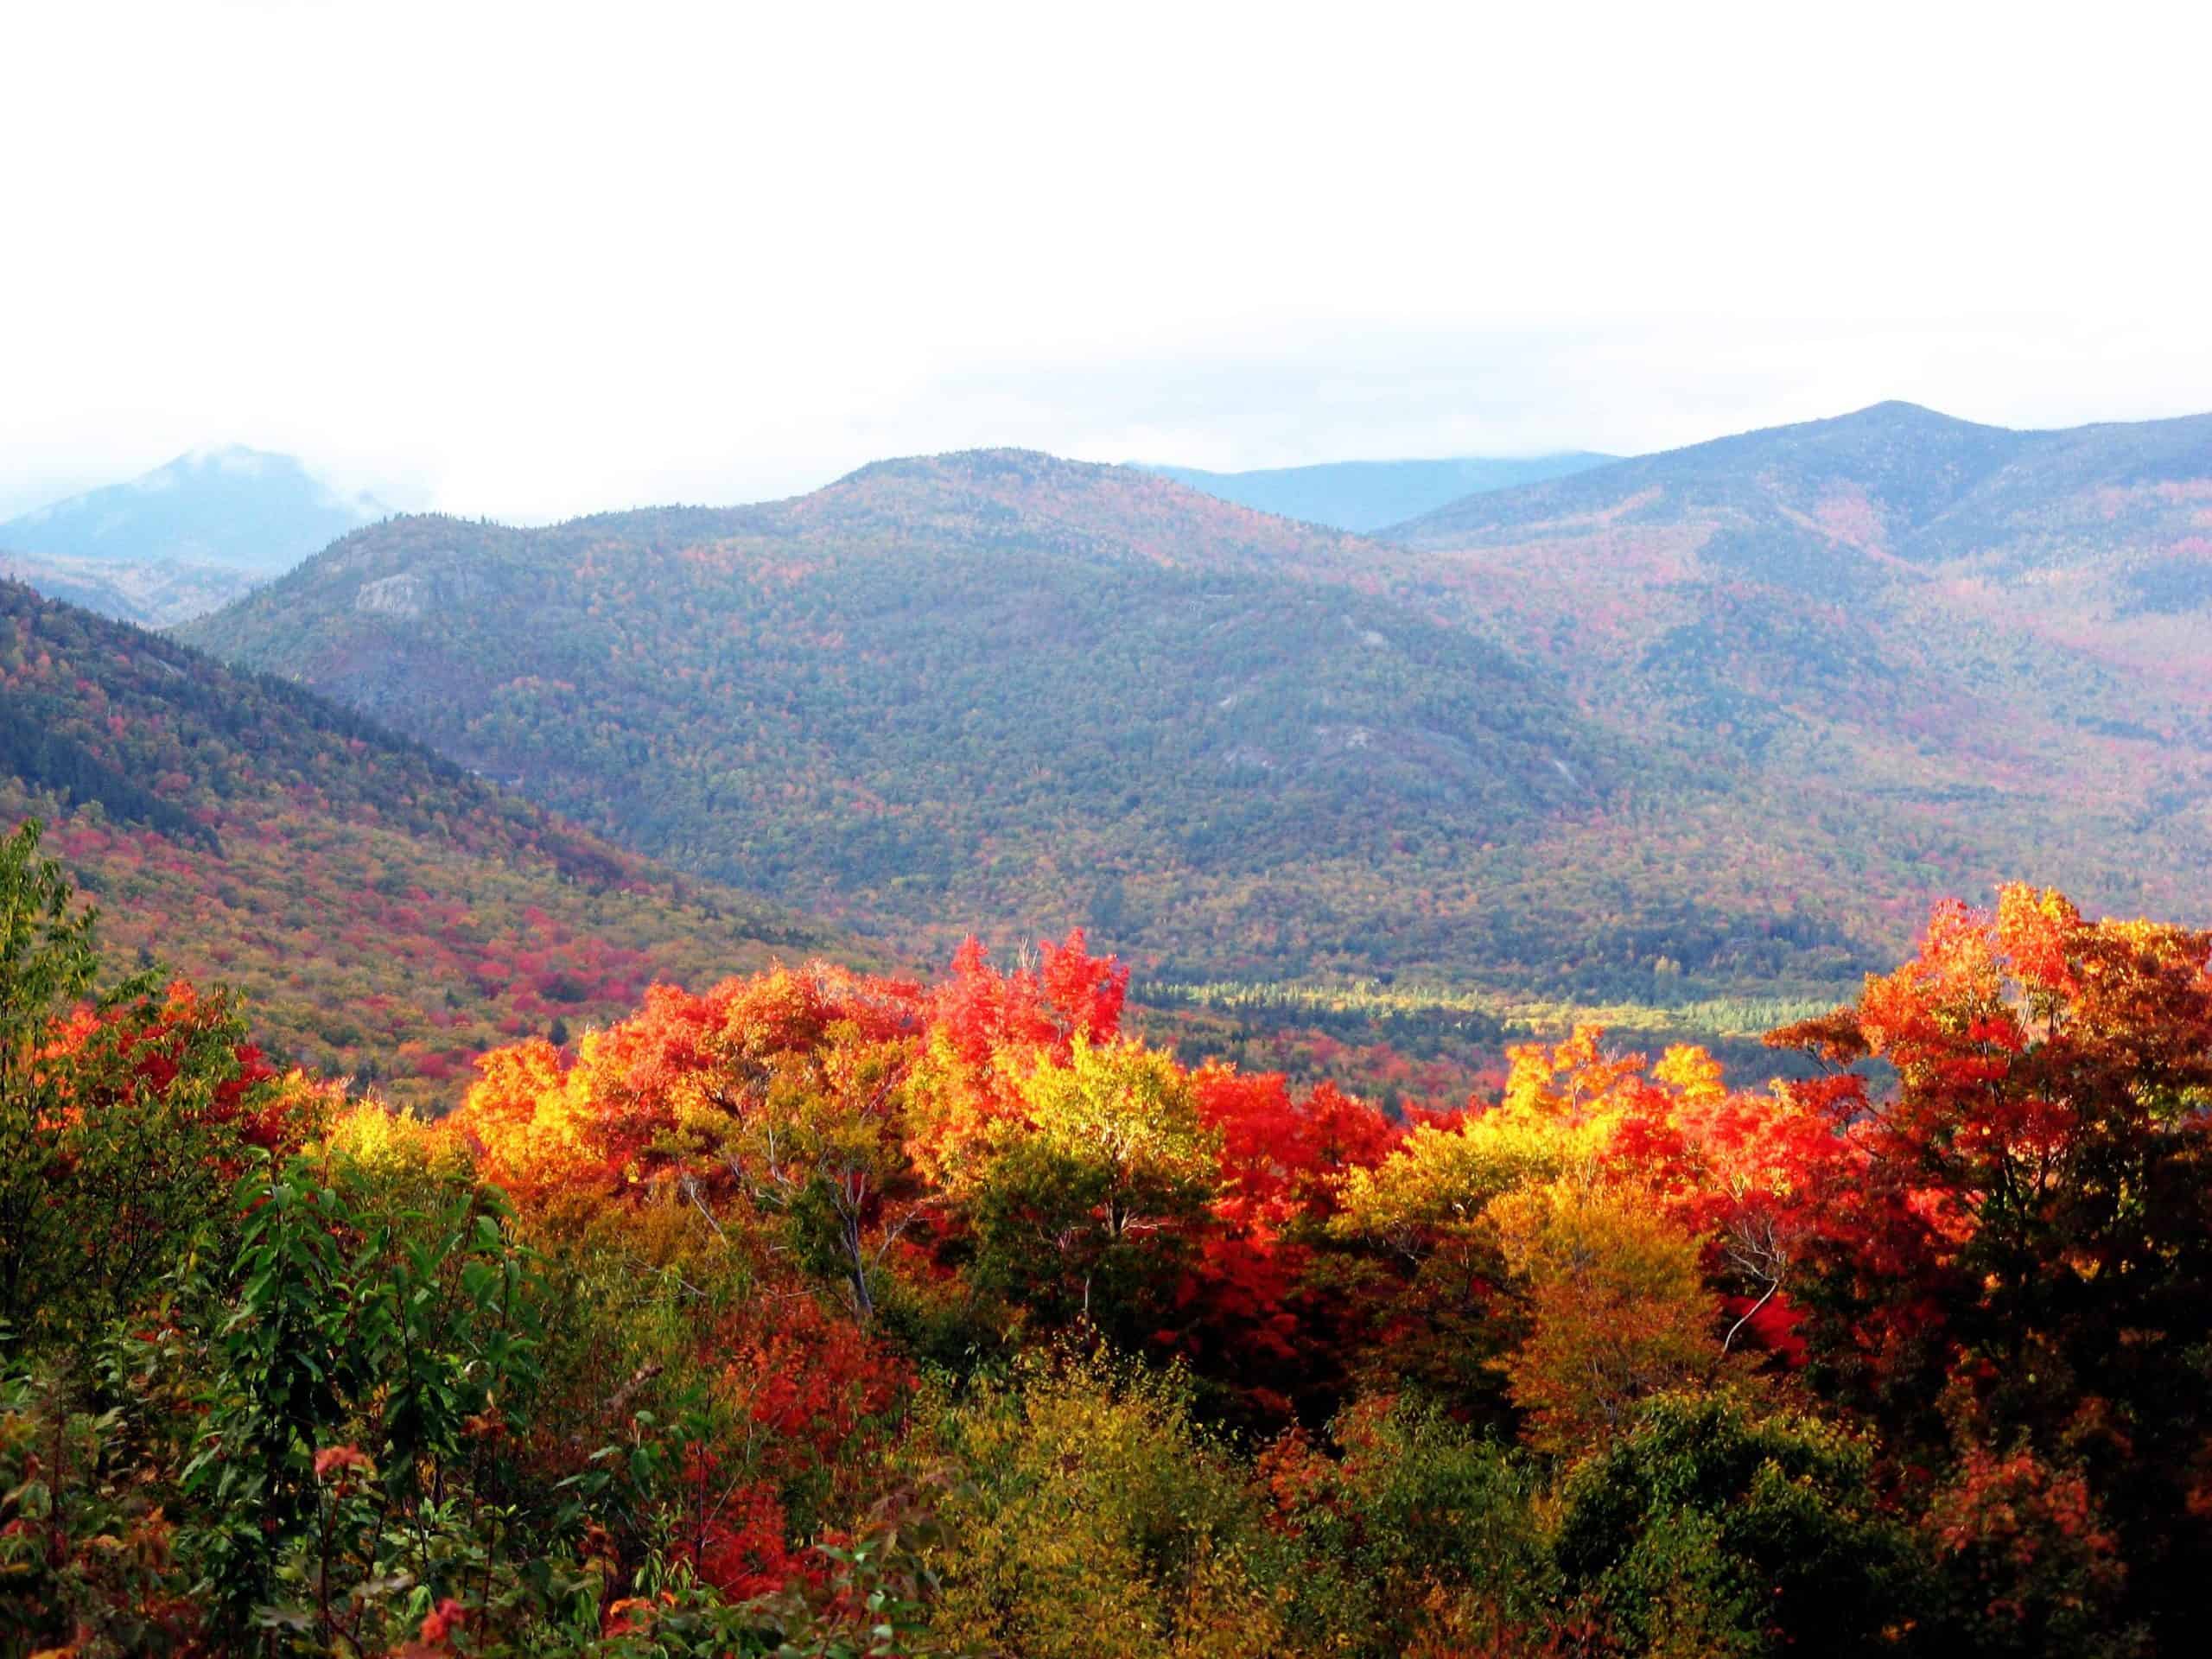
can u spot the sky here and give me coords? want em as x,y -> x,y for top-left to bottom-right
4,0 -> 2209,524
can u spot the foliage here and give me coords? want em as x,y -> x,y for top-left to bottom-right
1769,884 -> 2212,1646
0,819 -> 324,1346
1259,1394 -> 1557,1656
903,1350 -> 1290,1659
1552,1390 -> 1921,1657
10,853 -> 2212,1653
1487,1178 -> 1718,1457
178,454 -> 1928,1011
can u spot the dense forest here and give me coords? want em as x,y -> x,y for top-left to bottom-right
9,815 -> 2212,1657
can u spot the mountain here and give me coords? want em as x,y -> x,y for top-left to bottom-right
0,445 -> 386,575
181,454 -> 1681,988
2,580 -> 855,1106
1389,399 -> 2212,590
179,412 -> 2212,1021
1136,454 -> 1614,532
186,448 -> 1991,1009
1363,398 -> 2212,931
0,549 -> 257,628
1379,399 -> 2212,697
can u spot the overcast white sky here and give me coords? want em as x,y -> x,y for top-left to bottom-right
4,0 -> 2209,523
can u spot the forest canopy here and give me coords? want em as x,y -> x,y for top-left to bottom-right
6,817 -> 2212,1656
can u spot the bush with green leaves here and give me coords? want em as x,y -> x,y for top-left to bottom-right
176,1148 -> 550,1649
899,1346 -> 1292,1659
1552,1389 -> 1923,1657
1262,1393 -> 1557,1656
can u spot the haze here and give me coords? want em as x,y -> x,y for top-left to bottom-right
5,0 -> 2208,522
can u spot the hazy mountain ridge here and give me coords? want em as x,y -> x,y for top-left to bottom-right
1136,453 -> 1616,532
0,548 -> 258,628
1389,401 -> 2212,582
1373,401 -> 2212,707
1335,401 -> 2212,950
1388,403 -> 2024,544
0,445 -> 388,575
177,404 -> 2212,1013
177,436 -> 2168,1005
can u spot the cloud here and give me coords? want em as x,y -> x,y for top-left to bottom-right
2,3 -> 2209,523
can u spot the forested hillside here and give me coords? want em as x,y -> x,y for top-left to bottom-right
187,411 -> 2212,1026
0,581 -> 852,1103
0,549 -> 256,628
184,451 -> 1953,1013
1368,402 -> 2212,933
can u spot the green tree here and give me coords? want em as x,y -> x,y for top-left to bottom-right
1553,1390 -> 1921,1657
0,819 -> 101,1325
968,1038 -> 1219,1338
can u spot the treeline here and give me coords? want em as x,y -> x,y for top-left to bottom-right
7,822 -> 2212,1655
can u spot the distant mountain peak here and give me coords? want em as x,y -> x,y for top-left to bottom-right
1135,452 -> 1617,533
181,442 -> 274,465
0,446 -> 385,575
1382,398 -> 2058,550
1814,398 -> 2006,434
1840,397 -> 1949,419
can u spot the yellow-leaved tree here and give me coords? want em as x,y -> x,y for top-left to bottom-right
1486,1177 -> 1718,1458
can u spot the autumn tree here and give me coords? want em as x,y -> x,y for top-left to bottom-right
0,817 -> 99,1324
906,1350 -> 1288,1659
1552,1390 -> 1920,1658
1332,1027 -> 1642,1417
0,820 -> 320,1342
956,1037 -> 1220,1338
682,1016 -> 921,1324
1771,886 -> 2212,1643
1487,1177 -> 1719,1459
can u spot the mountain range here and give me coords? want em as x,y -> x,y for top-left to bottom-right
1135,453 -> 1614,532
0,550 -> 258,631
172,400 -> 2212,1026
1372,399 -> 2212,849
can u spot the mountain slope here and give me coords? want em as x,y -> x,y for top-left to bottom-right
191,448 -> 2095,1008
1389,402 -> 2030,555
2,580 -> 855,1105
187,453 -> 1911,998
0,445 -> 385,575
1389,401 -> 2212,594
1364,401 -> 2212,933
1377,401 -> 2212,707
1135,453 -> 1614,532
